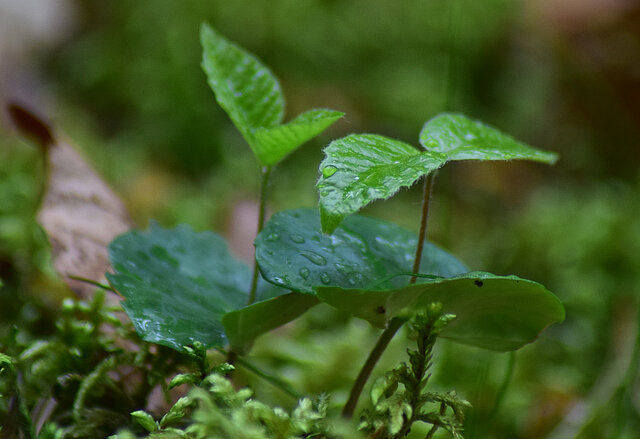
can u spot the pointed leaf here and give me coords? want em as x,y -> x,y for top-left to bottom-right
107,223 -> 282,351
318,272 -> 565,351
222,292 -> 319,354
256,208 -> 467,296
131,411 -> 157,433
419,113 -> 558,163
317,134 -> 446,233
318,114 -> 558,232
201,23 -> 284,155
254,109 -> 344,166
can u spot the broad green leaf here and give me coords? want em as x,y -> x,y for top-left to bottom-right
201,23 -> 284,153
419,113 -> 558,163
254,109 -> 344,166
318,272 -> 565,351
318,114 -> 557,232
256,208 -> 467,295
107,223 -> 286,351
222,292 -> 319,354
317,134 -> 446,233
201,23 -> 342,167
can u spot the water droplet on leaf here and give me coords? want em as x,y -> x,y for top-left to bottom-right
320,273 -> 331,284
322,165 -> 338,178
335,263 -> 351,274
299,267 -> 310,279
300,251 -> 327,266
290,234 -> 305,243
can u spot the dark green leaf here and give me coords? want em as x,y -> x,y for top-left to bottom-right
254,109 -> 344,166
107,223 -> 281,351
318,272 -> 565,351
222,292 -> 319,354
317,134 -> 446,233
256,208 -> 467,295
419,113 -> 558,163
201,23 -> 284,156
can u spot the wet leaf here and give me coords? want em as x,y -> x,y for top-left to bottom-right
201,23 -> 342,167
256,208 -> 467,295
254,109 -> 344,166
201,23 -> 283,150
318,113 -> 557,233
318,272 -> 565,351
317,134 -> 445,233
419,113 -> 559,163
107,223 -> 292,351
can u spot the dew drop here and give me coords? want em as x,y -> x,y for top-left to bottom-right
322,165 -> 338,178
299,267 -> 310,279
300,251 -> 327,266
335,263 -> 351,274
266,233 -> 280,242
290,234 -> 305,244
464,133 -> 476,141
320,273 -> 331,284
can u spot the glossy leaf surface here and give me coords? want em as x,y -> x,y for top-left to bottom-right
254,109 -> 344,166
201,23 -> 342,167
419,113 -> 559,163
318,272 -> 565,351
318,114 -> 557,232
317,134 -> 445,233
107,223 -> 287,351
201,23 -> 283,156
256,208 -> 467,294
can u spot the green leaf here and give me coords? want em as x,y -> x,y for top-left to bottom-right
254,109 -> 344,166
131,411 -> 157,432
169,373 -> 201,389
318,272 -> 565,351
419,113 -> 558,163
256,208 -> 467,296
107,223 -> 281,351
317,134 -> 446,233
201,23 -> 343,167
318,114 -> 557,232
222,292 -> 319,354
201,22 -> 284,153
160,396 -> 194,428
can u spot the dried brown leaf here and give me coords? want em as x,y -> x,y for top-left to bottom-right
8,104 -> 132,297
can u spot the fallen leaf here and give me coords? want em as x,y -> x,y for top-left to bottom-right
8,103 -> 132,297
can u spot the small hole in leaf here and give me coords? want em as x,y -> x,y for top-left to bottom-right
474,280 -> 483,287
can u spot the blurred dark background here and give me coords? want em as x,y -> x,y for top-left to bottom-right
1,1 -> 639,438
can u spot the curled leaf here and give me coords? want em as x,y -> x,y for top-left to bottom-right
8,104 -> 132,297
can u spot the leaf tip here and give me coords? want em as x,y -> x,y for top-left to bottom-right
6,102 -> 55,149
319,207 -> 341,235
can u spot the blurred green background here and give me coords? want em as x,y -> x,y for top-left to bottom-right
1,0 -> 639,438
